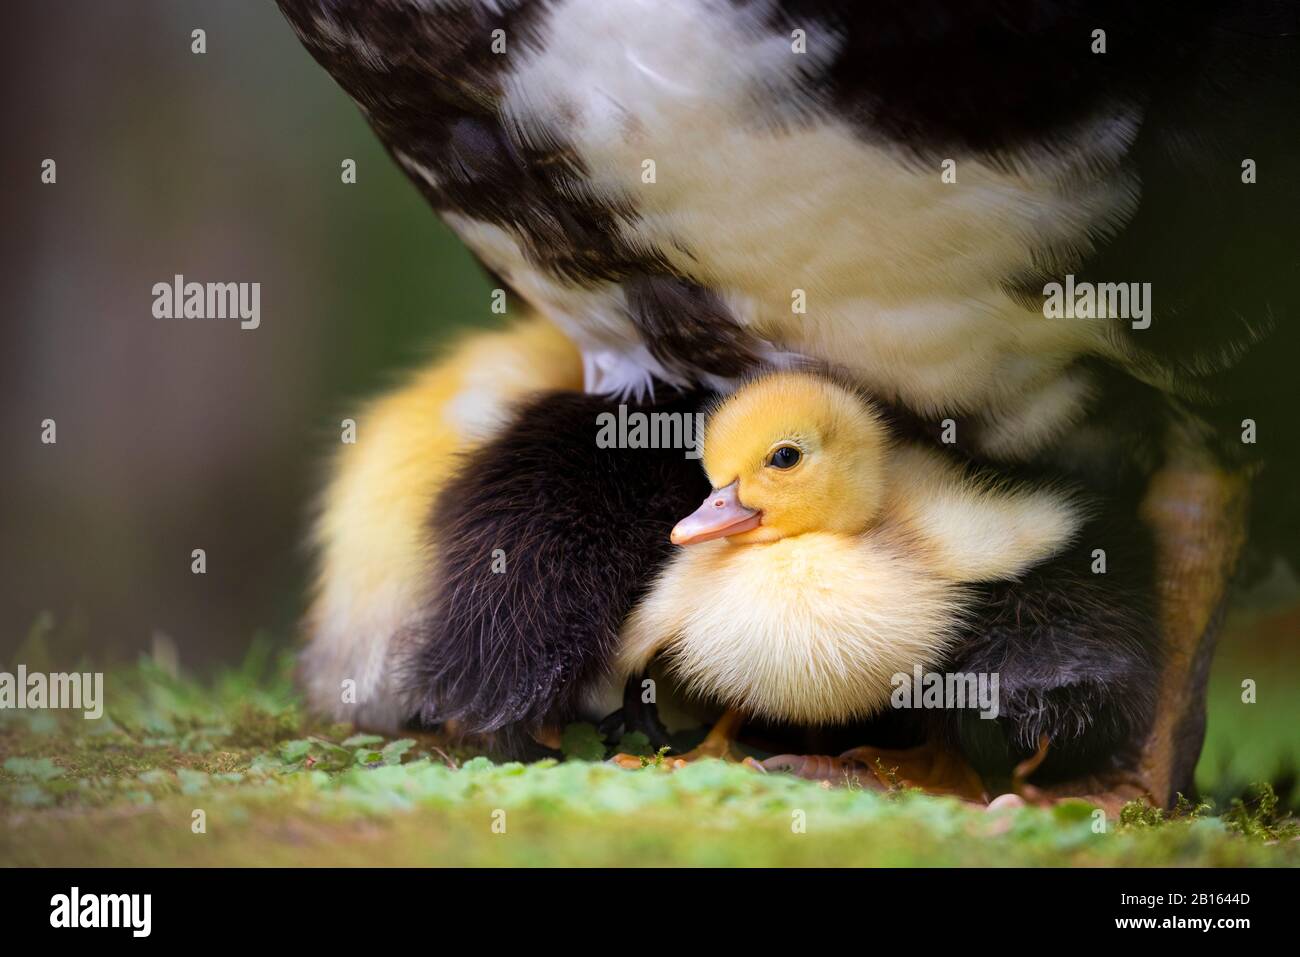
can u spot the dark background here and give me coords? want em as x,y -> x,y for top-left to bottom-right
1,1 -> 494,669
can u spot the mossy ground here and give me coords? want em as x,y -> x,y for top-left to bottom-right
2,623 -> 1297,867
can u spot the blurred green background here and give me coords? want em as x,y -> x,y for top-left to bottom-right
0,1 -> 1295,811
1,0 -> 495,670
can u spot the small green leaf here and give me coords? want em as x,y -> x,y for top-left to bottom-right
616,731 -> 653,757
177,769 -> 210,795
280,739 -> 312,763
21,712 -> 58,735
1050,799 -> 1096,825
3,757 -> 64,781
13,784 -> 54,807
380,739 -> 415,766
560,723 -> 606,762
342,733 -> 384,748
304,738 -> 353,772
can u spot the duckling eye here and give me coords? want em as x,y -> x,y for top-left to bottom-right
768,446 -> 802,470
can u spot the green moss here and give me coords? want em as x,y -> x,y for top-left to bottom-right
225,704 -> 303,749
3,756 -> 1296,867
2,640 -> 1297,866
1223,783 -> 1300,842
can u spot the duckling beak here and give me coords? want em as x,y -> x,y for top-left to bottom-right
671,481 -> 761,545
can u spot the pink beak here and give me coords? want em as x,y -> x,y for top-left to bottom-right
670,481 -> 762,545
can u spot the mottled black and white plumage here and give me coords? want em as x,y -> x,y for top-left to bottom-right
278,0 -> 1296,452
278,1 -> 1296,785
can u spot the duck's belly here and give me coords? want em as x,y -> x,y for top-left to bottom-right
442,0 -> 1137,439
451,204 -> 1107,428
621,535 -> 965,725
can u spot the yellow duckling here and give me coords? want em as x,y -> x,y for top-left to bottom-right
616,371 -> 1083,752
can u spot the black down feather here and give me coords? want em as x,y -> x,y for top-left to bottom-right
403,389 -> 711,755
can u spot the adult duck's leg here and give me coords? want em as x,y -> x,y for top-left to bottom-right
1135,453 -> 1250,805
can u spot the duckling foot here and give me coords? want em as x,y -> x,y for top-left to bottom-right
608,744 -> 759,770
609,708 -> 750,770
764,741 -> 989,802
